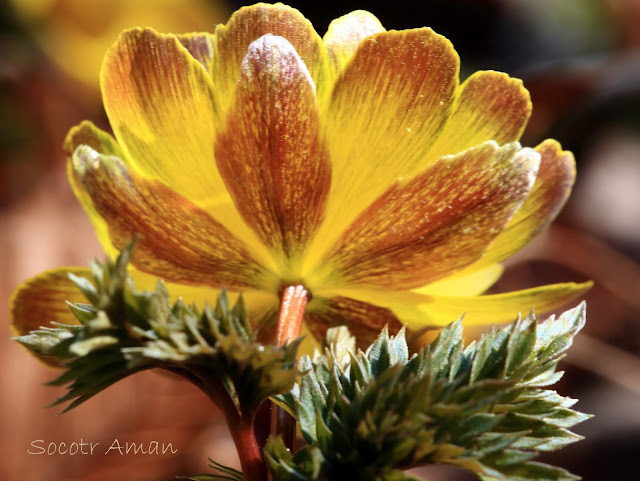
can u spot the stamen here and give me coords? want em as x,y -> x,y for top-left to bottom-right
276,284 -> 308,345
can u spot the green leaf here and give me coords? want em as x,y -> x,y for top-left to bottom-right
270,303 -> 590,481
15,242 -> 300,417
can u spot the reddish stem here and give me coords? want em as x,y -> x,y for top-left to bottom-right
227,417 -> 266,481
183,367 -> 267,481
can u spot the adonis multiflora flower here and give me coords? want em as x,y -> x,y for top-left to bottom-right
12,3 -> 591,358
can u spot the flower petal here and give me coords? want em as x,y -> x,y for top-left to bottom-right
101,28 -> 227,206
416,264 -> 504,297
212,3 -> 328,116
130,269 -> 279,318
307,28 -> 459,265
478,139 -> 576,265
176,32 -> 215,71
101,28 -> 275,268
10,268 -> 88,367
215,35 -> 331,264
312,142 -> 539,290
64,121 -> 123,258
72,146 -> 274,290
326,281 -> 593,330
323,10 -> 385,76
426,71 -> 532,163
11,268 -> 87,336
305,296 -> 403,347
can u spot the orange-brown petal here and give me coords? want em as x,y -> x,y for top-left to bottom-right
72,146 -> 272,290
212,3 -> 328,117
306,28 -> 459,267
64,121 -> 124,258
10,268 -> 89,367
314,142 -> 539,290
176,32 -> 215,72
64,120 -> 123,158
425,71 -> 532,164
305,296 -> 403,348
101,28 -> 229,205
11,268 -> 88,336
477,139 -> 576,266
215,35 -> 331,262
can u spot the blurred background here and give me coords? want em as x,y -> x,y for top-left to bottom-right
0,0 -> 639,479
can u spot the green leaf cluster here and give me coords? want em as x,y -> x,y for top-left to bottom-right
13,244 -> 591,481
268,305 -> 590,481
14,243 -> 299,416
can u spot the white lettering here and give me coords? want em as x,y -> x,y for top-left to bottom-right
104,439 -> 124,455
27,440 -> 45,455
162,443 -> 178,455
125,442 -> 147,455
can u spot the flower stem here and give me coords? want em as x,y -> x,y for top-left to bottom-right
179,366 -> 267,481
228,417 -> 266,481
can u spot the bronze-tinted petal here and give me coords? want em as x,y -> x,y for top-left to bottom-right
315,142 -> 539,290
72,146 -> 273,290
215,35 -> 331,263
10,268 -> 89,367
305,296 -> 403,348
177,32 -> 215,71
478,139 -> 576,265
101,28 -> 228,205
306,28 -> 459,267
213,3 -> 328,116
426,71 -> 532,163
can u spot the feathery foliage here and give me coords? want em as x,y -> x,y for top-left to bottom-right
14,245 -> 590,481
269,304 -> 590,481
14,243 -> 300,415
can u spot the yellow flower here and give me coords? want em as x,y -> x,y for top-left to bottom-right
11,3 -> 591,361
9,0 -> 228,89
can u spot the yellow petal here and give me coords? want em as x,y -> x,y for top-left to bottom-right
425,71 -> 532,164
212,3 -> 328,118
305,295 -> 403,348
311,142 -> 539,290
101,28 -> 275,270
215,35 -> 331,265
130,269 -> 279,324
478,139 -> 577,266
323,10 -> 385,77
306,28 -> 460,268
100,27 -> 227,209
72,145 -> 275,290
325,282 -> 593,331
10,267 -> 87,336
416,263 -> 504,297
10,267 -> 89,367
